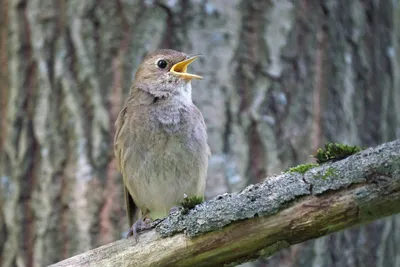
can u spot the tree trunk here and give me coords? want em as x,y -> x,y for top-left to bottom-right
1,0 -> 399,267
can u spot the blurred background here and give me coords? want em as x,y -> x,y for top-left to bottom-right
1,0 -> 400,266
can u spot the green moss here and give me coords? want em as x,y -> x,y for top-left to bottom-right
285,142 -> 362,178
320,167 -> 338,180
180,195 -> 204,214
314,143 -> 362,164
287,163 -> 319,174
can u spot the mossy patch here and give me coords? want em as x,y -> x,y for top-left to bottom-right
285,142 -> 362,176
314,143 -> 362,164
319,167 -> 338,180
287,163 -> 319,174
180,195 -> 204,214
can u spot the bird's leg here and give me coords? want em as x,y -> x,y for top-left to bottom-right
127,211 -> 153,241
168,194 -> 188,215
168,206 -> 180,214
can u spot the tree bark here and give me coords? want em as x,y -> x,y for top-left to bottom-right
50,140 -> 400,267
1,0 -> 400,267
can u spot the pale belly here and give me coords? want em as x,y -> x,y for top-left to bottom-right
125,135 -> 206,220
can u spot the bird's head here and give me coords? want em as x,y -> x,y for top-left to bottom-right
133,49 -> 202,99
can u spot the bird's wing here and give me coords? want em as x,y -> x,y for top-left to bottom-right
114,106 -> 127,173
114,105 -> 138,226
190,104 -> 211,158
188,104 -> 211,196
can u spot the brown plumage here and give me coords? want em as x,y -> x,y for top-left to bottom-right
114,49 -> 210,236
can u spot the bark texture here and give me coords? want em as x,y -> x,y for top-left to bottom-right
50,140 -> 400,267
1,0 -> 400,267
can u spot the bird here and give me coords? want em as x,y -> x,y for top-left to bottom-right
114,49 -> 210,239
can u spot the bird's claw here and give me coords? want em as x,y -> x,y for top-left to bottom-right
169,206 -> 180,214
127,218 -> 153,241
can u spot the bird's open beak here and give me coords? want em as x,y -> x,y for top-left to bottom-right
170,55 -> 203,80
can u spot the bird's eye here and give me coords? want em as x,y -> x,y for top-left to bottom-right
157,59 -> 168,69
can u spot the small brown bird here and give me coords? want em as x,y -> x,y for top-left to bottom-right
114,49 -> 210,238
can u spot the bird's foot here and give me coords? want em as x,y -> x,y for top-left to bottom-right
169,206 -> 181,214
167,194 -> 189,215
126,218 -> 153,241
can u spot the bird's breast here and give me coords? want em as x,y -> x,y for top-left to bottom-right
149,100 -> 190,133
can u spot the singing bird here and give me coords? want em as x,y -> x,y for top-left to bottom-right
114,49 -> 210,238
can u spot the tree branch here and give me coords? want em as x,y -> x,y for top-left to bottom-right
50,140 -> 400,267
